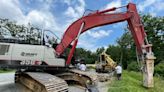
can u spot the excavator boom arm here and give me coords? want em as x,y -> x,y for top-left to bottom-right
56,3 -> 146,57
56,3 -> 155,88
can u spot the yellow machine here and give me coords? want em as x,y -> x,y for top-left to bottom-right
95,51 -> 116,73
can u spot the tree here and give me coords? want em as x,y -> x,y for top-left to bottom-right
116,30 -> 136,69
106,45 -> 121,63
96,47 -> 105,55
0,19 -> 42,45
142,15 -> 164,65
115,15 -> 164,69
74,48 -> 97,64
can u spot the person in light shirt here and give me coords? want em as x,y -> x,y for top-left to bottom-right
79,59 -> 86,71
79,63 -> 86,71
115,64 -> 122,80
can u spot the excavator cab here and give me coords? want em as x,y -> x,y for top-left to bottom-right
100,54 -> 106,65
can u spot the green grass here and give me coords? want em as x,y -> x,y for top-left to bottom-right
0,69 -> 15,73
108,70 -> 164,92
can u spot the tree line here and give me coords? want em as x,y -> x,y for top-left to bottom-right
0,18 -> 42,45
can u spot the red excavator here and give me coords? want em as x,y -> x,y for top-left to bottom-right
0,2 -> 155,92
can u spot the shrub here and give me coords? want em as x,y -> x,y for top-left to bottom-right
127,61 -> 139,72
154,63 -> 164,77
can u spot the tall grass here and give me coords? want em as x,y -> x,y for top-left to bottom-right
108,71 -> 164,92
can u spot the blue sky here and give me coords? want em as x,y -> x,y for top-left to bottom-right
0,0 -> 164,51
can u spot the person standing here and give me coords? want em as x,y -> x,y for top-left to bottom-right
79,59 -> 86,71
79,63 -> 86,71
115,64 -> 122,80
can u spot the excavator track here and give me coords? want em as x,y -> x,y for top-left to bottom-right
69,69 -> 99,92
70,69 -> 98,84
17,72 -> 69,92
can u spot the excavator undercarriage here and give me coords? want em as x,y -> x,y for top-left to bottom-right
14,68 -> 99,92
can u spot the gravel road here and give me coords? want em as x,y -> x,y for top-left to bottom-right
0,72 -> 31,92
0,72 -> 14,85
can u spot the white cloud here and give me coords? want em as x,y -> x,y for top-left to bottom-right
78,34 -> 101,52
24,10 -> 60,31
65,7 -> 79,18
78,34 -> 109,52
63,0 -> 71,5
78,38 -> 96,51
63,0 -> 86,37
101,0 -> 122,14
138,0 -> 155,12
77,29 -> 113,51
103,0 -> 121,10
0,0 -> 24,21
64,0 -> 85,19
138,0 -> 164,16
155,2 -> 164,12
86,30 -> 113,39
0,0 -> 61,36
78,0 -> 85,7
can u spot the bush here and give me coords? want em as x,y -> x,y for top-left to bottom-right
154,63 -> 164,77
127,61 -> 139,72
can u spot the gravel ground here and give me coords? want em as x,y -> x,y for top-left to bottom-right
0,71 -> 110,92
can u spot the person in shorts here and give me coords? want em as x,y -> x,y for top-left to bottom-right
115,64 -> 122,80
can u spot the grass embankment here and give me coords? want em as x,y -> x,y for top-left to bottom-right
0,69 -> 15,73
108,70 -> 164,92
